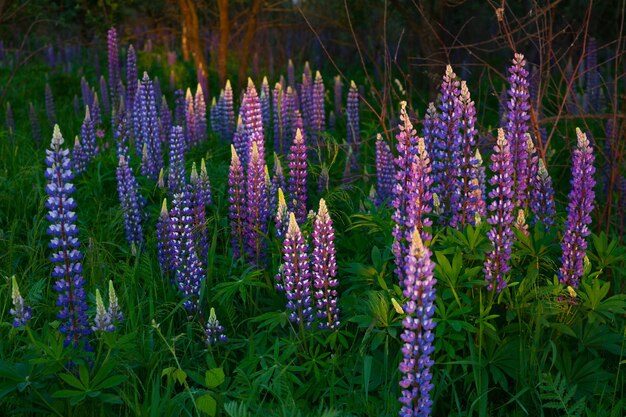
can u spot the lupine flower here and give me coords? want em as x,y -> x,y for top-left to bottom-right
195,83 -> 207,143
333,75 -> 343,115
432,65 -> 462,227
228,145 -> 246,259
160,95 -> 172,144
260,76 -> 271,133
288,128 -> 308,224
392,102 -> 432,293
375,133 -> 395,206
312,199 -> 339,330
279,213 -> 314,327
585,38 -> 602,113
558,128 -> 596,288
275,188 -> 289,239
169,190 -> 205,311
398,229 -> 436,417
99,75 -> 111,116
190,162 -> 209,264
29,102 -> 42,147
185,88 -> 198,146
513,209 -> 529,236
270,153 -> 286,216
281,86 -> 297,154
126,45 -> 138,114
245,142 -> 269,266
210,96 -> 219,134
421,102 -> 438,159
504,53 -> 532,209
107,27 -> 121,110
301,63 -> 313,129
108,280 -> 122,322
167,125 -> 186,196
346,81 -> 360,170
10,276 -> 32,328
156,199 -> 173,275
273,82 -> 285,153
221,80 -> 236,141
72,136 -> 88,175
483,128 -> 515,293
45,125 -> 91,347
456,81 -> 483,227
474,149 -> 487,217
287,58 -> 296,88
92,289 -> 114,332
114,102 -> 130,158
80,106 -> 97,159
5,102 -> 15,143
530,159 -> 556,229
91,92 -> 103,129
45,83 -> 57,128
328,110 -> 336,130
116,154 -> 144,248
310,71 -> 326,147
81,77 -> 93,110
194,158 -> 212,207
205,307 -> 227,346
241,78 -> 265,164
137,72 -> 162,180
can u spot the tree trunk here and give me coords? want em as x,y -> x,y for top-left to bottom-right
217,0 -> 230,85
237,0 -> 263,89
178,0 -> 208,90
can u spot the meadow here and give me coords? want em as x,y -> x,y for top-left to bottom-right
0,17 -> 625,417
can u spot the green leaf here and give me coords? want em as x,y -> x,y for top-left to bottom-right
94,375 -> 127,390
52,389 -> 85,399
59,372 -> 85,390
205,368 -> 225,389
173,369 -> 187,385
197,393 -> 217,416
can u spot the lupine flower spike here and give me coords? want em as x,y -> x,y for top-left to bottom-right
92,289 -> 114,332
312,199 -> 339,330
156,199 -> 173,275
399,229 -> 436,417
558,128 -> 596,288
275,188 -> 289,239
245,142 -> 269,265
530,159 -> 555,229
205,307 -> 227,346
10,276 -> 32,328
483,128 -> 515,293
228,145 -> 246,259
375,133 -> 395,206
45,125 -> 91,347
116,154 -> 144,248
108,280 -> 123,322
346,81 -> 360,170
288,128 -> 308,223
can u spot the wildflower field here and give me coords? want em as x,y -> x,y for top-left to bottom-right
1,2 -> 625,416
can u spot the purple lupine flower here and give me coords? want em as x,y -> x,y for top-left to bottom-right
312,199 -> 339,330
209,97 -> 219,134
114,102 -> 130,158
169,190 -> 205,311
92,289 -> 114,332
375,133 -> 395,207
504,53 -> 532,209
5,102 -> 15,144
126,45 -> 138,114
45,125 -> 91,347
260,76 -> 271,134
245,142 -> 269,266
107,27 -> 121,111
116,154 -> 144,248
45,83 -> 57,128
346,81 -> 360,170
432,65 -> 463,227
530,158 -> 555,230
185,88 -> 198,146
10,276 -> 32,328
222,80 -> 236,141
99,75 -> 111,117
398,229 -> 436,417
81,77 -> 93,110
421,102 -> 438,159
205,307 -> 227,346
72,136 -> 88,175
269,153 -> 286,217
333,75 -> 343,115
558,128 -> 596,288
281,86 -> 297,155
275,188 -> 289,240
195,83 -> 207,143
273,82 -> 285,153
300,70 -> 313,132
483,128 -> 515,293
232,115 -> 247,167
292,109 -> 305,146
456,80 -> 483,227
241,78 -> 265,163
160,95 -> 172,144
137,72 -> 162,180
193,158 -> 212,207
228,145 -> 246,259
29,102 -> 42,147
108,280 -> 123,322
279,213 -> 314,327
156,199 -> 173,275
310,71 -> 326,147
190,162 -> 209,264
167,125 -> 186,195
287,128 -> 308,224
91,92 -> 103,128
80,106 -> 97,159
